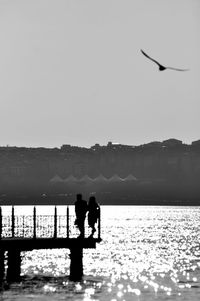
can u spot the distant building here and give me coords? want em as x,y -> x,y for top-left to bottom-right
162,139 -> 182,147
60,144 -> 72,151
90,143 -> 101,151
106,141 -> 134,150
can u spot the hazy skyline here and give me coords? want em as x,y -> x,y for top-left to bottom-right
0,0 -> 199,148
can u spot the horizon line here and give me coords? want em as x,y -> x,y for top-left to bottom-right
1,138 -> 200,149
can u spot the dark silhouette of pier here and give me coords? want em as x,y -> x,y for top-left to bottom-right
0,206 -> 101,282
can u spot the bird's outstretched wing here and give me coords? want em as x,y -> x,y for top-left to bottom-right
166,67 -> 189,72
140,49 -> 162,67
141,49 -> 189,72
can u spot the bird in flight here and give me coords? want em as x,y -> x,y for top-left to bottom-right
140,49 -> 189,72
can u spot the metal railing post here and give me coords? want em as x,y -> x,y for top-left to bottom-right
22,216 -> 25,237
67,206 -> 69,238
54,206 -> 57,238
33,207 -> 36,239
12,206 -> 15,237
0,207 -> 2,239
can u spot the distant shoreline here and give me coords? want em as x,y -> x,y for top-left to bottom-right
0,196 -> 200,206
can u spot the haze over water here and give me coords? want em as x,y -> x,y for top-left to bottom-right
1,206 -> 200,300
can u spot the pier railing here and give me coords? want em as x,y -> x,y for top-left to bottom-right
0,206 -> 101,240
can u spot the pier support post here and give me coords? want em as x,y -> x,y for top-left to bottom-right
0,250 -> 5,282
7,249 -> 21,282
69,247 -> 83,281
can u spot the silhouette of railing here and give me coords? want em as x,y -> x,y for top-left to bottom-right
0,206 -> 101,240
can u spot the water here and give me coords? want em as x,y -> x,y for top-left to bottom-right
1,206 -> 200,300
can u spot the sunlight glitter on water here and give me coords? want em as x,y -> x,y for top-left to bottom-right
1,206 -> 200,301
82,206 -> 200,300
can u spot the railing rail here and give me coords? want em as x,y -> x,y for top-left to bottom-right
0,206 -> 101,240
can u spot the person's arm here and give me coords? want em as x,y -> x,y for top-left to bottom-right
75,203 -> 78,216
96,203 -> 100,218
85,202 -> 88,214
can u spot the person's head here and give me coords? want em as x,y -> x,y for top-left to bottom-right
76,193 -> 82,201
89,196 -> 96,204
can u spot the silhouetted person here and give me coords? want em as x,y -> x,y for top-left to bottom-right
88,196 -> 100,238
74,194 -> 88,238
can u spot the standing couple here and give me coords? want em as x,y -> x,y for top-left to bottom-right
74,194 -> 100,238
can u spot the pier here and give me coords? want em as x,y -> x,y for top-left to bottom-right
0,206 -> 101,282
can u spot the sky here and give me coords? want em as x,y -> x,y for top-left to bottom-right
0,0 -> 199,148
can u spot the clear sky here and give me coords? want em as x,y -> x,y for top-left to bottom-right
0,0 -> 199,148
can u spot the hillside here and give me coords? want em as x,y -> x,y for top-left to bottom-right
0,139 -> 200,205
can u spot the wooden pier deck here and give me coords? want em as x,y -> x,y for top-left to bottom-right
0,237 -> 100,250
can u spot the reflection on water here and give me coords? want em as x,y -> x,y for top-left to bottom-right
1,206 -> 200,300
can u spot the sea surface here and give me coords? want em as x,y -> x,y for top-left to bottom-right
1,205 -> 200,301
